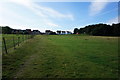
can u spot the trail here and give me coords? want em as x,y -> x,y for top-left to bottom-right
13,35 -> 75,78
3,35 -> 118,78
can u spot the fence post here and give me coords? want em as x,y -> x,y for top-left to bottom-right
3,37 -> 8,54
13,36 -> 15,49
26,35 -> 27,40
25,35 -> 26,40
24,35 -> 25,41
27,34 -> 29,39
28,34 -> 29,39
18,37 -> 20,46
31,35 -> 32,38
22,35 -> 24,42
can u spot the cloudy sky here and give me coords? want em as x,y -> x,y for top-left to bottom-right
0,0 -> 119,32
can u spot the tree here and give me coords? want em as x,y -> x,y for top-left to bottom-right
112,23 -> 120,36
74,23 -> 120,36
73,28 -> 79,34
57,30 -> 61,34
2,26 -> 13,34
50,32 -> 56,35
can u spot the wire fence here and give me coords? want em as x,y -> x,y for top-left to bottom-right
2,34 -> 34,54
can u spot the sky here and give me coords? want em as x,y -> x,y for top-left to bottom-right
0,0 -> 119,32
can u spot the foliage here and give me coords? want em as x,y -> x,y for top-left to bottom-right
1,26 -> 13,34
49,32 -> 57,35
73,28 -> 79,34
74,23 -> 120,36
56,30 -> 61,34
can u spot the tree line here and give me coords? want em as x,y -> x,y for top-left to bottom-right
74,23 -> 120,36
0,26 -> 35,34
0,26 -> 72,35
0,26 -> 13,34
1,23 -> 120,36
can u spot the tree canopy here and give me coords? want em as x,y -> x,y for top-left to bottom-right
0,26 -> 13,34
74,23 -> 120,36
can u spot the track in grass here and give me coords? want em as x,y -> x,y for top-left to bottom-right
2,35 -> 119,78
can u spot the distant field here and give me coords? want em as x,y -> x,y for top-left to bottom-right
2,35 -> 119,78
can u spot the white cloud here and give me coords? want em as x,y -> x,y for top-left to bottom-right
1,0 -> 74,32
106,17 -> 119,25
0,5 -> 32,24
0,22 -> 49,32
0,23 -> 32,30
1,0 -> 74,30
46,23 -> 61,27
33,4 -> 74,20
89,0 -> 109,16
9,0 -> 74,20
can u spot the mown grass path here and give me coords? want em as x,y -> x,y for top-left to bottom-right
2,35 -> 119,78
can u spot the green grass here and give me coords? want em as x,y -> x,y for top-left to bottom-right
2,35 -> 119,78
2,34 -> 32,54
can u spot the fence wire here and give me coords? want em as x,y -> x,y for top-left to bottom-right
2,34 -> 34,54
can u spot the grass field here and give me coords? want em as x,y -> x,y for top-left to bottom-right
2,35 -> 119,78
2,34 -> 33,54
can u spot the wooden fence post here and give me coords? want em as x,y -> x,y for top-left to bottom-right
13,36 -> 15,49
18,37 -> 20,46
3,37 -> 8,54
27,34 -> 29,39
26,35 -> 27,40
23,35 -> 24,42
